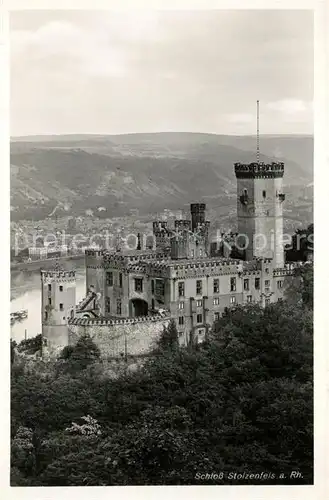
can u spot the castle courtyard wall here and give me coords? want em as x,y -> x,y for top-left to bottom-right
68,316 -> 170,358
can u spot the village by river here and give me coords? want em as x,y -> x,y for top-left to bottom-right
10,262 -> 86,343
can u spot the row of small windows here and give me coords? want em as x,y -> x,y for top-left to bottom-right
47,297 -> 64,310
47,284 -> 63,292
243,188 -> 267,198
178,313 -> 204,326
178,277 -> 282,296
178,296 -> 278,328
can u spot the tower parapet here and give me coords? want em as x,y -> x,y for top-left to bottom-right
234,161 -> 284,179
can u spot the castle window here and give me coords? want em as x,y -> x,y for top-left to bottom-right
59,303 -> 63,311
105,297 -> 110,313
214,312 -> 220,321
277,280 -> 283,289
196,280 -> 202,295
106,272 -> 113,286
59,285 -> 63,292
48,298 -> 52,306
151,280 -> 155,294
45,311 -> 48,320
244,188 -> 248,195
263,190 -> 266,198
244,279 -> 249,291
116,299 -> 122,315
265,280 -> 270,287
135,278 -> 143,292
230,296 -> 236,305
196,299 -> 203,307
119,273 -> 123,288
247,295 -> 252,303
48,284 -> 51,292
155,279 -> 165,296
213,278 -> 219,294
265,298 -> 270,306
178,282 -> 185,297
265,268 -> 269,274
199,249 -> 203,257
197,313 -> 203,324
151,299 -> 155,310
178,302 -> 184,310
213,297 -> 220,306
178,316 -> 184,326
230,277 -> 236,292
191,249 -> 195,258
255,278 -> 260,289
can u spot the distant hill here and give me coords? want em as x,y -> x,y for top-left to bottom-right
10,132 -> 313,221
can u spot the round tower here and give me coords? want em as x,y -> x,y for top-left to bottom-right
234,161 -> 285,267
41,265 -> 76,359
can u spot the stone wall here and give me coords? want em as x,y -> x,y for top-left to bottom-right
68,316 -> 170,358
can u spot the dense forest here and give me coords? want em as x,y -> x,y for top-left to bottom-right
11,265 -> 313,486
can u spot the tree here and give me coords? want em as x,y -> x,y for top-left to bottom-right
155,319 -> 179,353
11,339 -> 17,366
59,335 -> 101,373
11,301 -> 313,486
284,263 -> 313,309
17,334 -> 42,356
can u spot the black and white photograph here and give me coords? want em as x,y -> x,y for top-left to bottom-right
6,3 -> 322,492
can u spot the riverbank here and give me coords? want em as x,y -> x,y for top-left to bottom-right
10,254 -> 85,272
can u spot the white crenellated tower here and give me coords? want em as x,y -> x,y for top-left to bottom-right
41,265 -> 76,358
234,161 -> 285,267
234,101 -> 285,268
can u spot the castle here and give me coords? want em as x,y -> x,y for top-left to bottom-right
41,160 -> 294,360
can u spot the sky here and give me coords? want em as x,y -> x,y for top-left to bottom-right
10,10 -> 314,136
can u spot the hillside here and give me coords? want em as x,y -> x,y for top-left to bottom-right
10,133 -> 313,222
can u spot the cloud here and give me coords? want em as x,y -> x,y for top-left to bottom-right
227,113 -> 254,124
267,99 -> 312,114
9,11 -> 314,136
10,20 -> 127,78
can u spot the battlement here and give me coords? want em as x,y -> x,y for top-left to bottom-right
153,221 -> 169,233
68,312 -> 170,327
145,257 -> 242,273
41,270 -> 76,280
190,203 -> 206,213
174,219 -> 191,229
85,249 -> 105,257
234,161 -> 284,179
273,263 -> 296,276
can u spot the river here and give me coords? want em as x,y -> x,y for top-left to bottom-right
10,263 -> 86,343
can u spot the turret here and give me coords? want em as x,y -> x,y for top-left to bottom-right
41,265 -> 76,359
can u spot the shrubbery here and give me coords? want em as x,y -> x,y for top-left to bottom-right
11,268 -> 313,485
